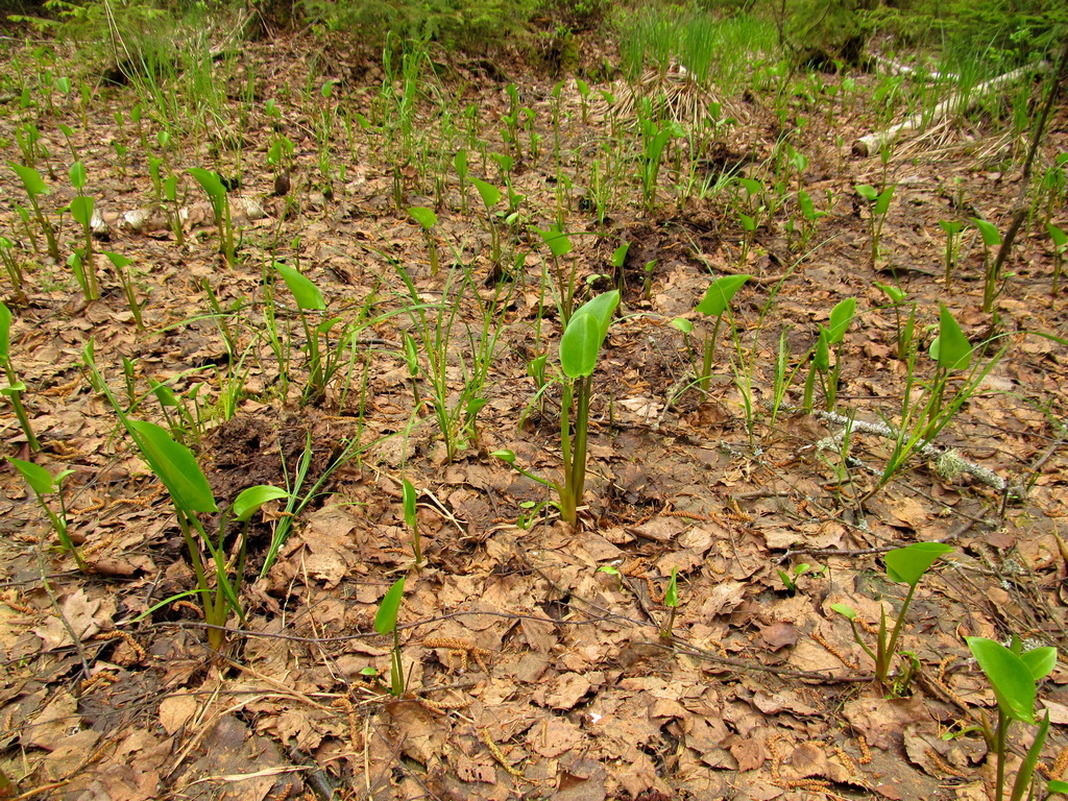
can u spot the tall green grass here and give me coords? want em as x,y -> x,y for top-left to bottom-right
616,9 -> 778,94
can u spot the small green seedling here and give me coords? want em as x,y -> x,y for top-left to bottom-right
832,541 -> 952,688
533,223 -> 576,324
660,568 -> 679,640
275,262 -> 352,405
803,296 -> 856,412
471,177 -> 503,269
966,637 -> 1058,801
777,562 -> 822,595
374,576 -> 407,697
0,235 -> 23,296
597,564 -> 625,592
130,419 -> 242,651
7,161 -> 60,263
972,217 -> 1003,313
873,304 -> 999,494
188,167 -> 235,267
102,252 -> 143,329
855,183 -> 895,265
495,290 -> 620,527
694,273 -> 750,393
9,458 -> 85,571
938,220 -> 964,285
401,478 -> 423,567
795,189 -> 826,251
0,302 -> 40,451
640,119 -> 680,211
874,282 -> 915,361
67,160 -> 99,301
407,206 -> 440,276
1047,222 -> 1066,293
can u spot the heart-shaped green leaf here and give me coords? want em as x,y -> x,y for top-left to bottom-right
696,274 -> 750,318
407,206 -> 437,231
884,542 -> 952,587
929,305 -> 972,371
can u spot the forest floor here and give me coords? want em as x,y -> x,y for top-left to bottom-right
0,21 -> 1067,801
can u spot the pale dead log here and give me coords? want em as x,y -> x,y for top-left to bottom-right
866,54 -> 958,83
853,60 -> 1049,156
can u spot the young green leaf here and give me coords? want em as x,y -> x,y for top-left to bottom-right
128,420 -> 218,514
8,162 -> 49,197
611,243 -> 630,269
69,195 -> 94,227
874,185 -> 895,216
407,206 -> 437,231
233,484 -> 290,522
559,290 -> 620,379
855,184 -> 878,202
830,603 -> 857,620
1048,222 -> 1067,252
827,297 -> 856,344
929,305 -> 972,371
813,327 -> 830,372
0,301 -> 10,361
374,576 -> 406,636
884,542 -> 952,588
402,478 -> 417,529
187,167 -> 226,204
972,218 -> 1002,247
696,274 -> 750,318
874,282 -> 906,305
69,160 -> 87,190
966,637 -> 1039,724
275,262 -> 326,311
9,457 -> 58,496
664,568 -> 678,608
534,223 -> 572,258
471,177 -> 501,209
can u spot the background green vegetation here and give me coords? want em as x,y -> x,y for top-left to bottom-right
5,0 -> 1064,69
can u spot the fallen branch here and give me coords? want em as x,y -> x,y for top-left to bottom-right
853,60 -> 1049,156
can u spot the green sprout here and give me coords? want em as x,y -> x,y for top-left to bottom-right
495,289 -> 620,527
694,273 -> 750,393
0,302 -> 40,451
938,220 -> 964,285
9,458 -> 86,571
832,541 -> 952,689
972,217 -> 1004,313
401,478 -> 424,567
1048,222 -> 1067,293
374,576 -> 407,697
408,206 -> 440,276
777,562 -> 822,596
803,296 -> 856,412
275,262 -> 355,406
966,637 -> 1059,801
660,567 -> 679,640
188,167 -> 235,267
7,161 -> 60,264
855,183 -> 894,265
873,282 -> 915,361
